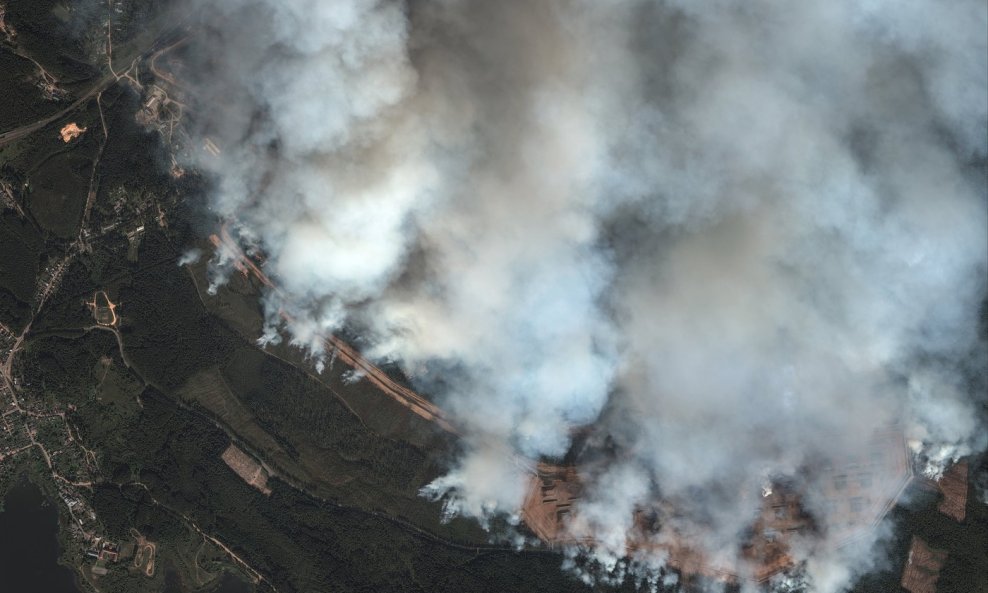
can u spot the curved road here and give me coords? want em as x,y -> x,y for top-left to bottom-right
0,25 -> 188,149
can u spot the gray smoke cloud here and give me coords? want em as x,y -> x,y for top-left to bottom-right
186,0 -> 987,590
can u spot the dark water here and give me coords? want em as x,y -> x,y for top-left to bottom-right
0,477 -> 80,593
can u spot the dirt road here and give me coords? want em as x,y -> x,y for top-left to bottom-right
212,226 -> 460,434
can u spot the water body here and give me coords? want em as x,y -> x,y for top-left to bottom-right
0,476 -> 80,593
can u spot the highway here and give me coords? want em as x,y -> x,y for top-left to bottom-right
0,24 -> 190,149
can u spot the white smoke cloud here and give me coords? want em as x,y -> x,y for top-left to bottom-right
177,247 -> 203,267
186,0 -> 987,590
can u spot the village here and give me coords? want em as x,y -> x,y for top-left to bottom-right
0,306 -> 160,583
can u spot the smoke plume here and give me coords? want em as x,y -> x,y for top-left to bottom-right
186,0 -> 987,590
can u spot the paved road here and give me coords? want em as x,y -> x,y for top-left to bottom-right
0,72 -> 117,148
0,26 -> 186,149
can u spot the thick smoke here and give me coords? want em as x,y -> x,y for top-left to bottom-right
187,0 -> 987,590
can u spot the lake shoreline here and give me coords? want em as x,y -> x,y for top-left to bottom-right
0,470 -> 80,593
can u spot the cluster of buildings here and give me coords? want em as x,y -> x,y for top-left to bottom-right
85,536 -> 136,576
